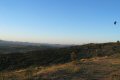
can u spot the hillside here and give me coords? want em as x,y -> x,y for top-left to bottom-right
0,42 -> 120,70
0,42 -> 120,80
0,53 -> 120,80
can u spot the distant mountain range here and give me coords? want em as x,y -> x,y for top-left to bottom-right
0,40 -> 67,47
0,40 -> 68,54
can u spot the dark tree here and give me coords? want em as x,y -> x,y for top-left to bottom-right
71,51 -> 79,64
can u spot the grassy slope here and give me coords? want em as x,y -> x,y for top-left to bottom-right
1,42 -> 120,71
1,54 -> 120,80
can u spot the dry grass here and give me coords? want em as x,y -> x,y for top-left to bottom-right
0,54 -> 120,80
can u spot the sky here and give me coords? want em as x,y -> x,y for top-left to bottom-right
0,0 -> 120,44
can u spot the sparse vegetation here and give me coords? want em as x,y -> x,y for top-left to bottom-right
0,42 -> 120,80
0,42 -> 120,71
0,53 -> 120,80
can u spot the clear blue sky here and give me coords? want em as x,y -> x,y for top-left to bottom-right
0,0 -> 120,44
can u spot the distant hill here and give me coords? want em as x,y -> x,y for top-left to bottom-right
0,40 -> 67,47
0,40 -> 68,54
